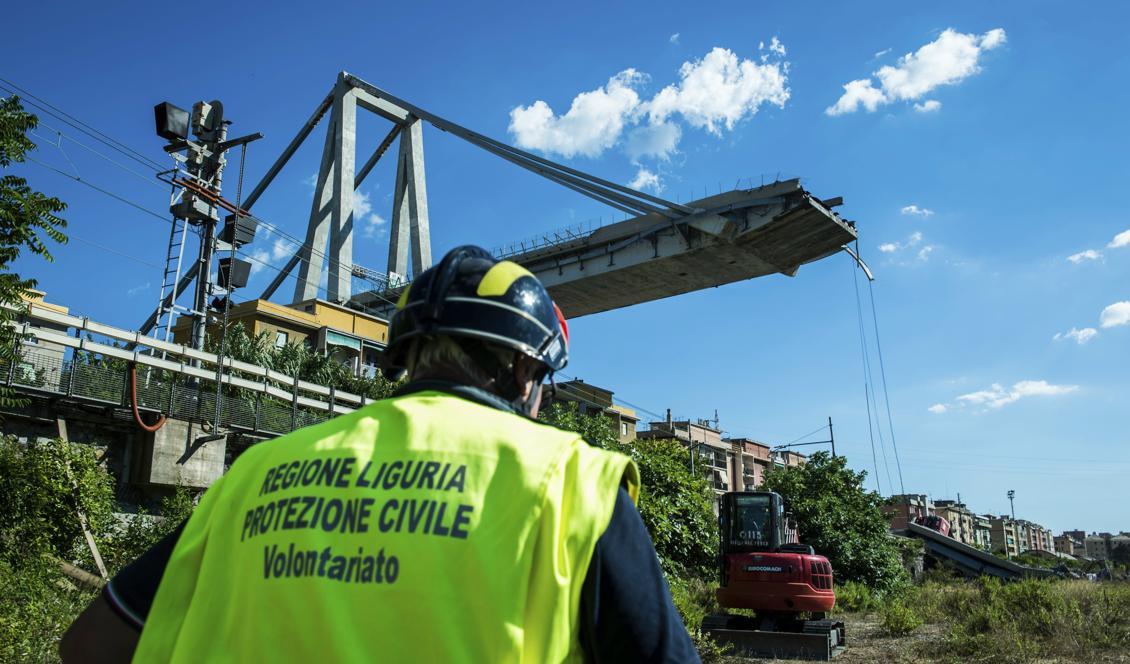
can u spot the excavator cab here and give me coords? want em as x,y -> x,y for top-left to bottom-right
718,491 -> 814,562
715,491 -> 833,612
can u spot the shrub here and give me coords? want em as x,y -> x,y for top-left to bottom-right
835,580 -> 877,614
881,599 -> 923,636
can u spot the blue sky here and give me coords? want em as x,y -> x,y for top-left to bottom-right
3,0 -> 1128,532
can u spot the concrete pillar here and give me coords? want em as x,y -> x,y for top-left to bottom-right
294,116 -> 337,302
327,83 -> 357,302
388,117 -> 431,279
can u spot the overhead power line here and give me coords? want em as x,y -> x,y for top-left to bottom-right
0,77 -> 164,171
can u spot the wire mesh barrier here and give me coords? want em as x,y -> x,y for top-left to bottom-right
4,348 -> 338,437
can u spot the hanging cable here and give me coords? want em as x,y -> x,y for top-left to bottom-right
865,255 -> 906,495
128,363 -> 166,432
851,253 -> 883,494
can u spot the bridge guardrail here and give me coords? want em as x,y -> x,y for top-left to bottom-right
4,302 -> 378,436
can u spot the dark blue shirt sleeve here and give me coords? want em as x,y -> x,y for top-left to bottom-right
102,521 -> 185,630
580,487 -> 702,663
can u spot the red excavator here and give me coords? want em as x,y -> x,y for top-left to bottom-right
702,491 -> 846,660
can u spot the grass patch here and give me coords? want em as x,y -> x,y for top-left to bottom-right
835,575 -> 1130,662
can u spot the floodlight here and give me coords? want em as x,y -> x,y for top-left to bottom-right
154,102 -> 189,141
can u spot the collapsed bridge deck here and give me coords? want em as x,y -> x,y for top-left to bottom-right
353,179 -> 858,319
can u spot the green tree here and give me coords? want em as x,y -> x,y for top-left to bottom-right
539,402 -> 717,576
762,451 -> 907,594
0,96 -> 68,409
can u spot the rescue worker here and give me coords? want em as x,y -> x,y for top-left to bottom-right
62,245 -> 699,663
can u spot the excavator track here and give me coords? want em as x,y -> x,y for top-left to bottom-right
702,613 -> 846,661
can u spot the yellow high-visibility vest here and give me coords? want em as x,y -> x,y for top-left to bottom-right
133,391 -> 639,663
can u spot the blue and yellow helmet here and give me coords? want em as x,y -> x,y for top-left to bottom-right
381,245 -> 569,380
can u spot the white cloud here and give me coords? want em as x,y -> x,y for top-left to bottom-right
1067,249 -> 1102,263
509,44 -> 790,169
1054,327 -> 1098,345
1100,301 -> 1130,329
901,204 -> 934,217
917,245 -> 935,261
827,28 -> 1006,115
874,48 -> 892,59
979,28 -> 1007,50
629,167 -> 662,192
1108,229 -> 1130,249
303,172 -> 318,188
624,121 -> 682,161
825,79 -> 886,116
647,46 -> 790,135
248,248 -> 270,275
877,231 -> 924,255
956,379 -> 1078,410
927,403 -> 947,414
669,32 -> 680,44
363,212 -> 388,239
126,282 -> 150,298
509,69 -> 647,159
914,100 -> 942,113
271,238 -> 295,261
765,36 -> 786,58
353,190 -> 373,219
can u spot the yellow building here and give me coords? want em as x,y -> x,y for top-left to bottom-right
172,298 -> 389,377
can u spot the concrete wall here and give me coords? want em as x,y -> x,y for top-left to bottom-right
140,418 -> 226,489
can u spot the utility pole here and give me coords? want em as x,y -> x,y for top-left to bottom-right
828,416 -> 836,458
1007,489 -> 1016,520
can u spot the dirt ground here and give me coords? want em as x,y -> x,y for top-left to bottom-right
719,614 -> 1130,664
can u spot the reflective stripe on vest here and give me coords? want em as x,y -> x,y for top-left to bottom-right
133,391 -> 639,664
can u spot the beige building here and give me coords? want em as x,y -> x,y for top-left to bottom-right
545,380 -> 639,443
989,516 -> 1022,558
172,298 -> 389,377
973,514 -> 993,551
16,290 -> 71,391
934,500 -> 977,546
1054,534 -> 1084,557
638,414 -> 804,496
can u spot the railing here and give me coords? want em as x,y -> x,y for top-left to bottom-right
5,349 -> 332,436
492,220 -> 602,260
5,303 -> 375,436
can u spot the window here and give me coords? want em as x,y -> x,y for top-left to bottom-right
620,422 -> 628,437
275,330 -> 289,348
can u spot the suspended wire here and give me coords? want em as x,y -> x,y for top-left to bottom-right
31,119 -> 167,189
69,234 -> 163,269
851,253 -> 884,494
22,145 -> 399,308
783,424 -> 831,448
553,371 -> 667,423
0,78 -> 165,171
867,330 -> 895,494
866,272 -> 906,495
23,155 -> 186,226
849,251 -> 895,493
